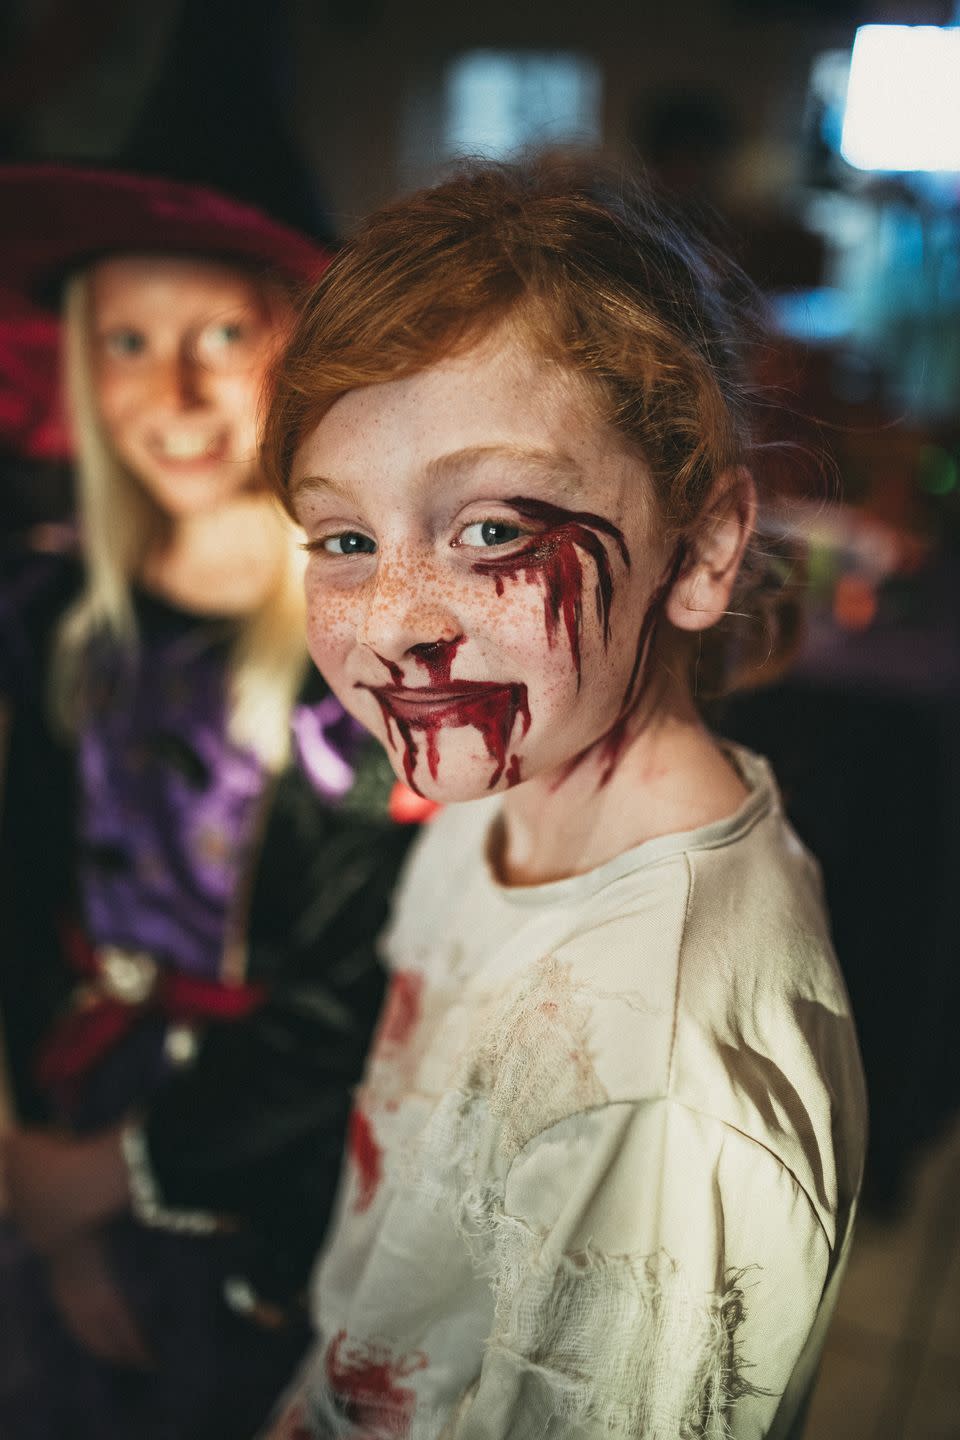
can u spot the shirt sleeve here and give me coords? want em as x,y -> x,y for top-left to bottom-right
452,1097 -> 832,1440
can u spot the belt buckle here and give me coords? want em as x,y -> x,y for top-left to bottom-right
97,947 -> 158,1006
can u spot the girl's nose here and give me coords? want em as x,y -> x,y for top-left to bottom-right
151,348 -> 206,411
357,570 -> 462,673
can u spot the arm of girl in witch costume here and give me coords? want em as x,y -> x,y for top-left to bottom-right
123,750 -> 417,1314
1,1124 -> 129,1250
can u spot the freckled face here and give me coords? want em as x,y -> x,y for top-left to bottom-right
290,334 -> 669,802
89,256 -> 286,519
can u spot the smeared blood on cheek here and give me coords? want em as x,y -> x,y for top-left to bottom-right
325,1331 -> 427,1433
348,1108 -> 383,1214
562,539 -> 689,786
471,497 -> 630,688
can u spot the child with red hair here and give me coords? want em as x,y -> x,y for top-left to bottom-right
264,157 -> 866,1440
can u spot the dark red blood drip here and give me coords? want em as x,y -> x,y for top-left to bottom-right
410,635 -> 465,686
505,754 -> 522,787
560,540 -> 689,788
368,684 -> 531,793
324,1331 -> 427,1433
472,498 -> 630,688
379,969 -> 424,1048
366,692 -> 424,794
373,651 -> 403,686
348,1108 -> 383,1214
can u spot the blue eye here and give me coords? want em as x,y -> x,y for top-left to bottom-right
103,329 -> 146,357
459,520 -> 523,548
322,532 -> 377,556
205,321 -> 245,349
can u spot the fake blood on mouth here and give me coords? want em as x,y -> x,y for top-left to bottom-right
366,678 -> 531,795
367,648 -> 529,793
471,497 -> 630,688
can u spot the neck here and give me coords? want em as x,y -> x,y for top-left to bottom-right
139,494 -> 288,616
495,677 -> 749,887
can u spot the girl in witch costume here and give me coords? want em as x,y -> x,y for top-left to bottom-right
0,165 -> 418,1438
262,159 -> 867,1440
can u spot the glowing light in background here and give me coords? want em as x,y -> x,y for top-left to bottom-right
841,26 -> 960,172
444,51 -> 602,159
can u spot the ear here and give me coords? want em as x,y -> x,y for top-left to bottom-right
665,468 -> 757,633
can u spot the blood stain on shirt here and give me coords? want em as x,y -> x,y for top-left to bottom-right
348,1108 -> 383,1213
380,969 -> 425,1050
325,1331 -> 427,1434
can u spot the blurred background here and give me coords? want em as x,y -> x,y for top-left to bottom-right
2,1 -> 960,1435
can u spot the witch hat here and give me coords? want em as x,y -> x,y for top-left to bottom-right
0,0 -> 333,460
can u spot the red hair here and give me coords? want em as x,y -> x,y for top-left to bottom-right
263,155 -> 801,693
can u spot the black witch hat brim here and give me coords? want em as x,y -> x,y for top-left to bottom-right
0,163 -> 333,460
0,162 -> 333,308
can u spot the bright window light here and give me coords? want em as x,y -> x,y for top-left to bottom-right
444,51 -> 602,159
841,25 -> 960,172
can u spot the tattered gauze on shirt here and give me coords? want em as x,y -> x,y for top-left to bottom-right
269,747 -> 866,1440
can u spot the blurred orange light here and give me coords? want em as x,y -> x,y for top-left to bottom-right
833,574 -> 878,631
389,782 -> 440,825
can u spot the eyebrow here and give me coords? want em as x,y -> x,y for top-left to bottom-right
290,443 -> 585,504
424,444 -> 584,489
290,473 -> 355,502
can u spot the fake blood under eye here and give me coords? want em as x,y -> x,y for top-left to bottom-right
469,496 -> 631,689
471,498 -> 690,787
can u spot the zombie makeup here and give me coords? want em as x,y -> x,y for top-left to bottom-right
563,538 -> 689,786
468,495 -> 686,787
469,497 -> 630,688
293,336 -> 696,807
360,646 -> 531,796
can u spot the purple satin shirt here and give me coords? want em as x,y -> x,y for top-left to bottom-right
75,595 -> 363,982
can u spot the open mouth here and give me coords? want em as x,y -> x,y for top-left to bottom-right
148,432 -> 228,465
357,678 -> 531,793
361,681 -> 515,722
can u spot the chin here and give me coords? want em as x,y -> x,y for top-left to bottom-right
138,466 -> 248,518
392,760 -> 522,806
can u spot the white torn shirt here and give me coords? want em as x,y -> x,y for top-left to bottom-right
273,748 -> 866,1440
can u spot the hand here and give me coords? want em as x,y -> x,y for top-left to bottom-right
46,1228 -> 153,1369
2,1126 -> 130,1254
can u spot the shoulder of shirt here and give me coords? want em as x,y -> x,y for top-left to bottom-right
544,803 -> 864,1240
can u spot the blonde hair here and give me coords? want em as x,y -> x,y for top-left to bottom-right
53,273 -> 307,769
